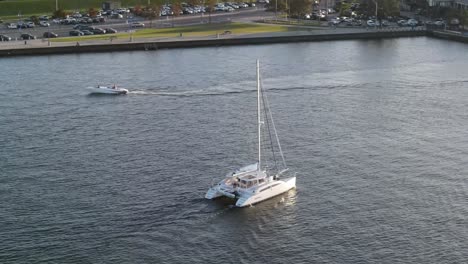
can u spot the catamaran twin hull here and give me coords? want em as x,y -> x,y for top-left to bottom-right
205,176 -> 296,207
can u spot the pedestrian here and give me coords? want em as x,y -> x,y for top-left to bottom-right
24,40 -> 27,45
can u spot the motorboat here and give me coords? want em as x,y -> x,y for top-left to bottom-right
88,85 -> 128,95
205,60 -> 296,207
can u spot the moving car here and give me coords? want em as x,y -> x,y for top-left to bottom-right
21,33 -> 36,40
43,32 -> 58,38
131,22 -> 145,28
93,28 -> 106,34
104,28 -> 117,34
69,30 -> 84,36
81,30 -> 94,35
0,34 -> 12,41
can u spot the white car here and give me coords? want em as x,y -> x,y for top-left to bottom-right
408,19 -> 418,26
131,22 -> 145,28
6,23 -> 17,29
367,20 -> 376,27
40,21 -> 50,27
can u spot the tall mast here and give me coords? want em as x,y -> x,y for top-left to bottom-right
257,60 -> 261,171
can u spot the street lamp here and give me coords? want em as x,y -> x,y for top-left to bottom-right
275,0 -> 277,21
371,0 -> 377,19
56,0 -> 58,11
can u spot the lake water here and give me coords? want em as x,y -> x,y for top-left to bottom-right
1,37 -> 468,263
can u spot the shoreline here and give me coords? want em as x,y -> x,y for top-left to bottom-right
0,29 -> 465,57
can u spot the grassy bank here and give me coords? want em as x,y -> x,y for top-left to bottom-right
0,0 -> 154,17
51,22 -> 294,42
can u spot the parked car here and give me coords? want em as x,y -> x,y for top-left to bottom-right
6,23 -> 17,29
434,20 -> 445,26
43,32 -> 58,38
397,19 -> 408,27
17,22 -> 28,29
367,19 -> 376,27
69,30 -> 84,36
26,21 -> 35,28
40,21 -> 50,27
407,18 -> 418,27
131,22 -> 145,28
20,33 -> 36,40
0,34 -> 12,41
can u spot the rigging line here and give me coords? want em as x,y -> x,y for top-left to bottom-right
260,77 -> 287,169
260,75 -> 279,172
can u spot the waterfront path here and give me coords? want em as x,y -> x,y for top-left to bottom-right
0,25 -> 465,57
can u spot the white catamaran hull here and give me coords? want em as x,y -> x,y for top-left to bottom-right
205,176 -> 296,207
237,177 -> 296,207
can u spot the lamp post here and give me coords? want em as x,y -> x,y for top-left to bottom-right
56,0 -> 58,11
371,0 -> 377,19
275,0 -> 277,21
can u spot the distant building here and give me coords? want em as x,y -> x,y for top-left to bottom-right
102,1 -> 121,11
427,0 -> 468,9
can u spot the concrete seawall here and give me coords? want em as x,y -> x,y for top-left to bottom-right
0,30 -> 428,57
429,30 -> 468,44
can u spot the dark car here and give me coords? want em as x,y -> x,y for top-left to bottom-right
81,30 -> 94,35
17,22 -> 28,29
0,34 -> 12,41
104,28 -> 117,34
43,32 -> 58,38
69,30 -> 84,36
20,33 -> 36,40
92,28 -> 106,34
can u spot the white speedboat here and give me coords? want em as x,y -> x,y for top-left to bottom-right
88,85 -> 128,95
205,60 -> 296,207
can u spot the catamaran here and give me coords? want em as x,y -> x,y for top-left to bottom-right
205,60 -> 296,207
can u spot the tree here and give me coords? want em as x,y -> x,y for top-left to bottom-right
143,3 -> 162,27
267,0 -> 288,14
30,15 -> 40,25
171,1 -> 182,27
133,5 -> 143,16
88,7 -> 98,18
205,0 -> 216,23
364,0 -> 399,19
289,0 -> 312,17
380,0 -> 399,18
52,8 -> 67,19
187,0 -> 201,7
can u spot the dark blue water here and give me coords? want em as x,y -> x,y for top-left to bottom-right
1,37 -> 468,263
